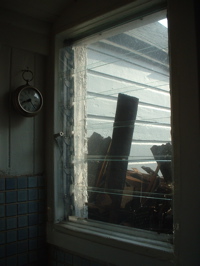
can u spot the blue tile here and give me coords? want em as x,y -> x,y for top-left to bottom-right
73,255 -> 81,265
6,191 -> 17,203
18,190 -> 27,202
29,250 -> 38,263
0,245 -> 5,258
39,213 -> 46,224
6,255 -> 17,266
50,247 -> 56,260
28,176 -> 37,188
38,201 -> 45,212
6,204 -> 17,216
6,242 -> 17,256
38,248 -> 47,262
18,215 -> 28,227
28,202 -> 38,213
18,203 -> 28,215
38,225 -> 45,236
28,189 -> 38,200
6,217 -> 17,229
39,189 -> 45,200
0,219 -> 5,231
91,262 -> 104,266
0,205 -> 4,217
38,176 -> 45,187
37,236 -> 46,248
18,253 -> 28,265
17,177 -> 27,189
0,178 -> 5,191
0,232 -> 5,244
81,258 -> 91,266
29,238 -> 37,250
29,225 -> 38,238
65,252 -> 73,264
18,240 -> 28,253
18,228 -> 28,240
57,250 -> 65,262
6,230 -> 17,243
6,178 -> 17,190
0,193 -> 5,204
28,214 -> 38,226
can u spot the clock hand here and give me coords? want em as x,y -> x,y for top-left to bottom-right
21,98 -> 31,104
30,101 -> 37,110
21,98 -> 37,110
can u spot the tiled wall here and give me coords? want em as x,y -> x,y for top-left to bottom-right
0,175 -> 47,265
48,245 -> 115,266
0,175 -> 114,265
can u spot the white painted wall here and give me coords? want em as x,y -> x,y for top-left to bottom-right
0,44 -> 46,176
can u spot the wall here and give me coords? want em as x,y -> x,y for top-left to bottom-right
0,23 -> 47,264
0,175 -> 46,265
48,245 -> 114,266
0,45 -> 45,176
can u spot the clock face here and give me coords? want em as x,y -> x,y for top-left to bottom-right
13,85 -> 43,117
19,87 -> 42,113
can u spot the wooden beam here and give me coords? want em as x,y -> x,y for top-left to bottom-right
105,93 -> 139,222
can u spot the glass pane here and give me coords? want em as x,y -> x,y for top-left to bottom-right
72,13 -> 172,235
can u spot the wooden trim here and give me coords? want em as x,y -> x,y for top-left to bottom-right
54,0 -> 167,41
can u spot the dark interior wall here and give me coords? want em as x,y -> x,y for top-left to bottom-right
48,245 -> 113,266
194,0 -> 200,114
0,31 -> 47,265
0,46 -> 45,176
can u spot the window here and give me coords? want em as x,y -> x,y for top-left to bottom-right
56,9 -> 173,241
47,1 -> 200,264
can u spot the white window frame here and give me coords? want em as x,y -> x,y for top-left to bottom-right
46,1 -> 200,265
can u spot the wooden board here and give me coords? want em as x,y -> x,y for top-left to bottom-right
34,54 -> 46,174
0,45 -> 11,174
9,48 -> 35,175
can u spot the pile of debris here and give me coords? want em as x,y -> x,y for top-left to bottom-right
87,94 -> 173,234
87,133 -> 173,234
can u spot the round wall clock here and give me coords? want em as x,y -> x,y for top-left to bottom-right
12,69 -> 43,117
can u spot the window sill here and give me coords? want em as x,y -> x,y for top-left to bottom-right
47,219 -> 174,265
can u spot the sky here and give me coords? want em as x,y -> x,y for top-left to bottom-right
158,18 -> 168,28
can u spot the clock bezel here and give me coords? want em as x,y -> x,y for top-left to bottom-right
12,85 -> 43,117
